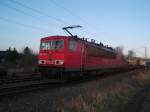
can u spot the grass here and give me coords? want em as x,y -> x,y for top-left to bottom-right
59,69 -> 150,112
132,69 -> 150,85
95,89 -> 137,112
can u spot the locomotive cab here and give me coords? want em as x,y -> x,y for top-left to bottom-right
38,36 -> 68,76
38,36 -> 66,66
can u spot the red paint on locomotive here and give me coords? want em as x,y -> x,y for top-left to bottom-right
38,35 -> 127,75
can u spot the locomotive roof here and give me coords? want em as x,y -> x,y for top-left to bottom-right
41,35 -> 70,40
41,35 -> 116,53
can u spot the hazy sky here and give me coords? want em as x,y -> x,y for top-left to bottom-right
0,0 -> 150,57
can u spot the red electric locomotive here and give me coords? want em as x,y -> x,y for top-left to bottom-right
38,26 -> 127,79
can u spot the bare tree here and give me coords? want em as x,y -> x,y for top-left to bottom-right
127,50 -> 136,59
115,46 -> 124,55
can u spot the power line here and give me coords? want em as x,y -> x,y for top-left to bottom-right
132,47 -> 149,58
8,0 -> 68,25
49,0 -> 90,25
49,0 -> 101,38
7,0 -> 101,39
50,0 -> 79,19
0,16 -> 49,33
0,1 -> 62,28
1,2 -> 35,19
4,0 -> 102,40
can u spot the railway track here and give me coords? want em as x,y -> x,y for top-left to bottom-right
0,77 -> 40,84
0,68 -> 144,97
0,77 -> 65,96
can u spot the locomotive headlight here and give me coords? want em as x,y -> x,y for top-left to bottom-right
38,60 -> 46,64
59,60 -> 64,65
55,60 -> 64,65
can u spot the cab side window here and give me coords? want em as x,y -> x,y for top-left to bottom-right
69,40 -> 77,51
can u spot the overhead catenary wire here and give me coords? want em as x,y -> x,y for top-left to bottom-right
0,1 -> 62,28
49,0 -> 80,19
49,0 -> 102,40
7,0 -> 101,40
3,0 -> 102,42
49,0 -> 94,27
0,16 -> 50,33
8,0 -> 69,25
131,47 -> 148,58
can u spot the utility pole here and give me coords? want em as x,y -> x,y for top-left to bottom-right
145,46 -> 147,59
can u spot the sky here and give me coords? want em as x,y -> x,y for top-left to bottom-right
0,0 -> 150,57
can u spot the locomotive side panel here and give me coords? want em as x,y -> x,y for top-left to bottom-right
65,39 -> 83,71
84,43 -> 126,71
84,45 -> 113,69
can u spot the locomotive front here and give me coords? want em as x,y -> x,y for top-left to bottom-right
38,36 -> 66,76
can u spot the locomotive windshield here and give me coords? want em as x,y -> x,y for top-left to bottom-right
40,40 -> 64,50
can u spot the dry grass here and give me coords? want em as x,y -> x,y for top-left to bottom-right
61,80 -> 132,112
133,69 -> 150,85
59,69 -> 150,112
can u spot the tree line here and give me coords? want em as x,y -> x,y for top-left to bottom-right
0,46 -> 37,68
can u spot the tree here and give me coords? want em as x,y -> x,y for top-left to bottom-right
5,47 -> 19,62
23,46 -> 32,56
19,46 -> 37,67
7,47 -> 11,52
127,50 -> 136,59
115,46 -> 124,55
11,48 -> 19,61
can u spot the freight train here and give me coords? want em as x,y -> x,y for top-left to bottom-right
38,26 -> 128,79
